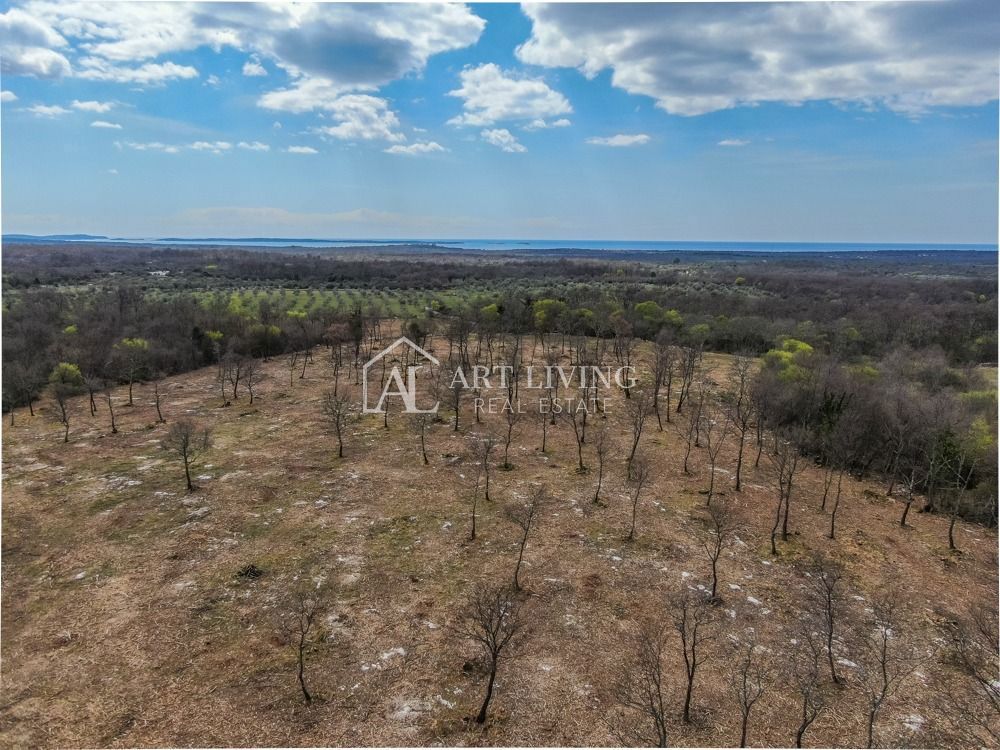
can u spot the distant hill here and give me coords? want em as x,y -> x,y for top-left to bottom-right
2,233 -> 110,243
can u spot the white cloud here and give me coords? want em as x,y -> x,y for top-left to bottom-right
310,94 -> 404,142
242,56 -> 267,77
480,128 -> 526,153
7,2 -> 484,109
0,7 -> 71,77
524,117 -> 571,131
117,140 -> 181,154
449,63 -> 571,127
286,145 -> 318,154
71,99 -> 113,112
237,141 -> 270,152
107,168 -> 118,174
518,2 -> 1000,116
718,139 -> 750,147
191,140 -> 232,153
76,58 -> 198,84
26,103 -> 69,117
384,141 -> 446,156
586,134 -> 650,147
90,120 -> 121,129
1,90 -> 18,103
205,74 -> 220,87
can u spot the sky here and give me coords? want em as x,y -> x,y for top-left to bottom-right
0,0 -> 998,243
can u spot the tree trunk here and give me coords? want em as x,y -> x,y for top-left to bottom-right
476,665 -> 497,723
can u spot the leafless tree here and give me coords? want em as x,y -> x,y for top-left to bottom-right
160,419 -> 212,492
508,486 -> 544,591
243,358 -> 261,404
625,389 -> 651,478
857,590 -> 920,748
625,453 -> 652,542
105,389 -> 118,434
725,354 -> 756,491
940,602 -> 1000,746
409,412 -> 432,465
321,390 -> 350,458
561,391 -> 589,473
593,421 -> 613,504
153,378 -> 166,423
475,433 -> 498,502
675,345 -> 702,413
730,633 -> 767,748
612,620 -> 672,747
674,384 -> 704,475
808,556 -> 845,685
702,499 -> 736,600
651,331 -> 678,429
281,585 -> 323,705
458,582 -> 524,724
468,466 -> 482,541
788,619 -> 829,748
767,430 -> 802,554
672,592 -> 714,724
702,402 -> 730,506
500,395 -> 522,470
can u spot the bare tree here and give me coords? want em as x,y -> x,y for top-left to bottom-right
243,358 -> 261,404
508,487 -> 544,591
625,389 -> 651,478
674,385 -> 704,475
105,389 -> 118,434
940,602 -> 1000,746
702,499 -> 736,600
458,582 -> 524,724
767,430 -> 802,554
730,634 -> 767,748
672,592 -> 714,724
160,419 -> 212,492
701,402 -> 730,506
625,453 -> 652,542
725,354 -> 756,491
808,556 -> 845,685
281,586 -> 323,705
612,621 -> 671,747
857,590 -> 920,748
321,390 -> 350,458
475,433 -> 498,502
409,412 -> 432,465
789,620 -> 829,748
500,396 -> 522,470
675,345 -> 702,413
561,389 -> 589,473
651,331 -> 678,429
468,465 -> 482,541
593,421 -> 613,504
153,378 -> 166,423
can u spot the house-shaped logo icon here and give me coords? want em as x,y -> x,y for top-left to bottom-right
362,336 -> 440,414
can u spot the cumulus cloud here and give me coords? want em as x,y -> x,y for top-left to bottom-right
90,120 -> 121,129
71,99 -> 113,112
310,94 -> 405,142
449,63 -> 571,127
586,134 -> 650,147
242,56 -> 267,77
190,140 -> 232,153
718,139 -> 749,147
480,128 -> 526,153
5,2 -> 484,110
0,7 -> 71,77
117,140 -> 181,154
237,141 -> 270,152
26,103 -> 69,117
1,90 -> 18,102
524,117 -> 571,131
286,145 -> 318,154
116,140 -> 238,154
75,58 -> 198,84
384,141 -> 446,156
517,1 -> 1000,116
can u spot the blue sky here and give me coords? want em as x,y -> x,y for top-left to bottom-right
1,1 -> 997,242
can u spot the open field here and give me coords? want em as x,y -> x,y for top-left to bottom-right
2,339 -> 996,747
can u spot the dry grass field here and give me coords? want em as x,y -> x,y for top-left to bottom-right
1,336 -> 996,747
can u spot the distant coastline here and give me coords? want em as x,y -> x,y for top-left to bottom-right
3,234 -> 997,254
